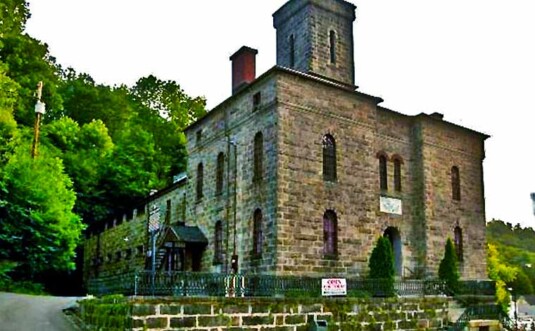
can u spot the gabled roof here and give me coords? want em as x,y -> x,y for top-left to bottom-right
163,225 -> 208,245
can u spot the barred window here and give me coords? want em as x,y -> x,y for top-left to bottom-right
393,157 -> 402,192
253,209 -> 263,256
454,226 -> 463,262
253,132 -> 263,182
451,166 -> 461,201
379,154 -> 388,191
329,30 -> 337,64
196,163 -> 204,200
216,152 -> 225,195
322,134 -> 337,182
323,210 -> 338,256
214,221 -> 223,264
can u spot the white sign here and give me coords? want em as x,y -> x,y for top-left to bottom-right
148,205 -> 160,232
380,196 -> 402,215
322,278 -> 347,297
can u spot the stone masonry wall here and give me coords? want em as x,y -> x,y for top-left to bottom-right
417,117 -> 487,279
79,296 -> 450,331
185,76 -> 279,275
84,181 -> 187,284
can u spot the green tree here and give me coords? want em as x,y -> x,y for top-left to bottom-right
42,117 -> 114,223
0,144 -> 84,276
369,236 -> 395,296
510,269 -> 533,295
438,238 -> 460,294
0,62 -> 19,143
488,244 -> 518,312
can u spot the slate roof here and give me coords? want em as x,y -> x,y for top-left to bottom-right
168,225 -> 208,245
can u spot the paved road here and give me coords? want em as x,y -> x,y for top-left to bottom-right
0,292 -> 82,331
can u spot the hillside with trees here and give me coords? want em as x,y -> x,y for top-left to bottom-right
487,220 -> 535,296
0,0 -> 206,293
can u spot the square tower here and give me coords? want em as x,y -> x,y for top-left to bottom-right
273,0 -> 356,87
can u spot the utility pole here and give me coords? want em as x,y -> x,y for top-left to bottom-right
31,81 -> 46,158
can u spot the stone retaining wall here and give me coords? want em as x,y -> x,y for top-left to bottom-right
79,296 -> 450,331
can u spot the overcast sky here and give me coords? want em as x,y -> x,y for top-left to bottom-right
25,0 -> 535,228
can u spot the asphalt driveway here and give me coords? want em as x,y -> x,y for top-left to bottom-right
0,292 -> 82,331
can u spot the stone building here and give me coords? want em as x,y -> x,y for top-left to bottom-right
84,0 -> 489,284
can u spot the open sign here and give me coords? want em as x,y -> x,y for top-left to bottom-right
321,278 -> 347,296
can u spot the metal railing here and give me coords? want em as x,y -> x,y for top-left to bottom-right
87,271 -> 495,298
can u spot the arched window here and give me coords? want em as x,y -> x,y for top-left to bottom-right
451,166 -> 461,201
379,154 -> 388,191
393,157 -> 402,192
289,34 -> 295,68
253,209 -> 263,256
323,134 -> 337,181
216,152 -> 225,195
253,132 -> 263,182
323,210 -> 338,256
214,221 -> 223,264
454,226 -> 463,262
196,163 -> 204,200
329,30 -> 337,64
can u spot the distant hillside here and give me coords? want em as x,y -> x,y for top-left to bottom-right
487,220 -> 535,294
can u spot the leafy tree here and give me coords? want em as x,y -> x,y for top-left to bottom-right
0,0 -> 30,39
0,144 -> 84,276
488,244 -> 518,312
510,269 -> 533,295
369,236 -> 395,296
0,62 -> 19,143
42,117 -> 114,223
438,238 -> 460,294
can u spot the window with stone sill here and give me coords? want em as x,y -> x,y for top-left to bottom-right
214,221 -> 223,265
252,209 -> 263,257
323,210 -> 338,257
454,226 -> 463,263
253,132 -> 264,183
451,166 -> 461,201
216,152 -> 225,196
329,30 -> 337,64
378,152 -> 388,191
322,134 -> 337,182
289,34 -> 295,68
392,155 -> 403,193
253,92 -> 261,112
196,162 -> 204,201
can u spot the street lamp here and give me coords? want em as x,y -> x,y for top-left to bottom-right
31,81 -> 46,158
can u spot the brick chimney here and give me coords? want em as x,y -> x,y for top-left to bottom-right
230,46 -> 258,95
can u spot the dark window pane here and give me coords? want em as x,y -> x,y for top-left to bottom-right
323,135 -> 337,181
216,153 -> 225,195
323,210 -> 337,256
253,132 -> 263,182
196,163 -> 204,200
329,30 -> 337,64
253,209 -> 263,256
394,159 -> 402,192
454,226 -> 463,262
379,155 -> 388,190
452,166 -> 461,200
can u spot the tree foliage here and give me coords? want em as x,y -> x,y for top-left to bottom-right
0,144 -> 84,275
438,238 -> 460,294
488,243 -> 518,312
0,0 -> 206,289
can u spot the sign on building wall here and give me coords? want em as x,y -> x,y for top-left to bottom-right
380,196 -> 403,215
322,278 -> 347,297
149,205 -> 160,232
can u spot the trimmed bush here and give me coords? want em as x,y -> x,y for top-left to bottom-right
368,237 -> 395,296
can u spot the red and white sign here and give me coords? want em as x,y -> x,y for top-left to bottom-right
322,278 -> 347,296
